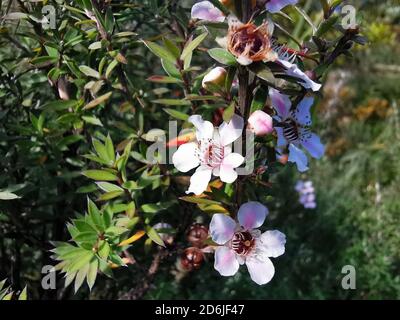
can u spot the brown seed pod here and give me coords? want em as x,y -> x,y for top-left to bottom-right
227,18 -> 277,66
180,247 -> 204,271
187,223 -> 209,248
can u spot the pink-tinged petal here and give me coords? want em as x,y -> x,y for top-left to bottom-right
294,96 -> 314,126
266,0 -> 298,13
301,132 -> 325,159
245,257 -> 275,285
288,143 -> 308,172
220,166 -> 238,183
259,230 -> 286,258
172,142 -> 200,172
248,110 -> 274,136
219,153 -> 244,183
238,201 -> 268,230
269,88 -> 291,119
222,153 -> 244,168
218,114 -> 244,146
210,214 -> 236,245
191,1 -> 225,23
186,166 -> 213,195
214,246 -> 240,276
189,115 -> 214,141
278,59 -> 322,92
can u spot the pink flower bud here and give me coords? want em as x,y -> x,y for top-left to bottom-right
202,67 -> 227,90
248,110 -> 273,136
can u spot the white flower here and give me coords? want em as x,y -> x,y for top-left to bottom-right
210,202 -> 286,285
172,114 -> 245,195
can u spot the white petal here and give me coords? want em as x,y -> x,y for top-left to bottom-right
210,214 -> 236,245
186,166 -> 212,195
237,55 -> 253,66
259,230 -> 286,258
301,132 -> 325,159
269,88 -> 291,119
279,59 -> 322,92
189,115 -> 215,141
219,166 -> 238,184
238,201 -> 268,230
218,114 -> 244,146
191,1 -> 225,22
222,153 -> 244,168
288,144 -> 309,172
295,96 -> 314,126
214,246 -> 240,276
172,142 -> 200,172
246,257 -> 275,285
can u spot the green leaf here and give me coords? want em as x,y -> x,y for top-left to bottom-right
96,182 -> 123,193
143,40 -> 177,64
179,196 -> 221,205
74,263 -> 90,293
82,170 -> 118,181
98,241 -> 110,259
181,32 -> 208,61
97,191 -> 125,201
93,139 -> 112,164
163,108 -> 189,121
42,100 -> 78,112
161,59 -> 181,78
145,225 -> 165,247
88,41 -> 102,50
147,75 -> 183,84
105,135 -> 115,163
79,65 -> 100,79
152,99 -> 191,106
208,48 -> 237,66
82,116 -> 103,127
106,59 -> 119,79
251,87 -> 268,113
18,286 -> 27,300
86,259 -> 98,291
83,92 -> 112,110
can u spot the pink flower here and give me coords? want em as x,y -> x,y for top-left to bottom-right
248,110 -> 273,136
191,1 -> 225,23
210,202 -> 286,285
172,114 -> 244,195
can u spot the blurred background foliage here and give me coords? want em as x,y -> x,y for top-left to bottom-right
0,0 -> 400,299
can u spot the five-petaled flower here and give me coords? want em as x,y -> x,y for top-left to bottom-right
172,114 -> 244,195
210,202 -> 286,285
270,88 -> 325,172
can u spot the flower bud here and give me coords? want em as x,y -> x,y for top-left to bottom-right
180,247 -> 204,271
202,67 -> 227,91
187,223 -> 209,248
248,110 -> 273,136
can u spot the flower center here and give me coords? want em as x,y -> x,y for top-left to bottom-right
231,231 -> 255,256
282,118 -> 300,143
196,138 -> 224,168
